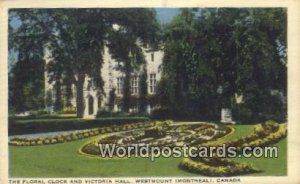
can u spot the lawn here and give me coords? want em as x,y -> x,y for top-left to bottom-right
9,137 -> 196,177
9,124 -> 287,177
232,138 -> 287,176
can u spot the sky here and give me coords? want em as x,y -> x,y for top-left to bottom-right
155,8 -> 179,24
11,8 -> 179,28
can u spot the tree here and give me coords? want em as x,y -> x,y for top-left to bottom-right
106,9 -> 161,113
9,8 -> 161,117
45,9 -> 107,117
233,8 -> 287,121
63,70 -> 74,107
53,76 -> 63,111
8,17 -> 46,113
108,88 -> 116,111
139,65 -> 148,113
9,9 -> 114,117
158,8 -> 287,121
159,9 -> 215,119
45,89 -> 53,107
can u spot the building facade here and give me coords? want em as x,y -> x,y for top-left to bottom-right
44,45 -> 163,118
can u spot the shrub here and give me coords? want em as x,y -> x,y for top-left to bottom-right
71,134 -> 79,140
9,121 -> 157,146
96,110 -> 149,118
105,127 -> 113,133
231,103 -> 253,123
96,110 -> 126,118
57,136 -> 65,143
150,107 -> 173,120
81,143 -> 100,155
9,117 -> 149,135
51,138 -> 58,144
64,136 -> 72,142
43,139 -> 50,144
100,129 -> 106,134
113,127 -> 120,132
93,129 -> 100,135
58,106 -> 77,114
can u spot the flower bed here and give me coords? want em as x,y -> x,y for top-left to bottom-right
9,121 -> 156,146
180,121 -> 287,176
180,157 -> 259,176
202,121 -> 287,153
80,122 -> 233,156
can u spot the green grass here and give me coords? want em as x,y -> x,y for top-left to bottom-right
232,138 -> 287,176
9,124 -> 287,177
216,124 -> 287,176
9,138 -> 196,177
207,124 -> 255,145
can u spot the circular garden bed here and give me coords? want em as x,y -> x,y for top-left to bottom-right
80,121 -> 233,156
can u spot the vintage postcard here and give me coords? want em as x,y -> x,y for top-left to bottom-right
1,0 -> 300,184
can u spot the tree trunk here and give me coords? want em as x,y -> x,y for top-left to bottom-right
123,60 -> 131,113
76,73 -> 85,118
139,67 -> 148,113
54,79 -> 63,111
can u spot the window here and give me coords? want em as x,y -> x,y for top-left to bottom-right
151,53 -> 154,62
149,73 -> 156,93
117,77 -> 123,95
52,87 -> 56,99
87,80 -> 92,90
131,76 -> 139,95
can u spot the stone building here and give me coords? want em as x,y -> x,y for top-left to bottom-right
44,45 -> 163,118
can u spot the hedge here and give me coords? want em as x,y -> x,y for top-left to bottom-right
9,121 -> 156,146
9,114 -> 76,120
96,110 -> 149,118
9,117 -> 149,135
